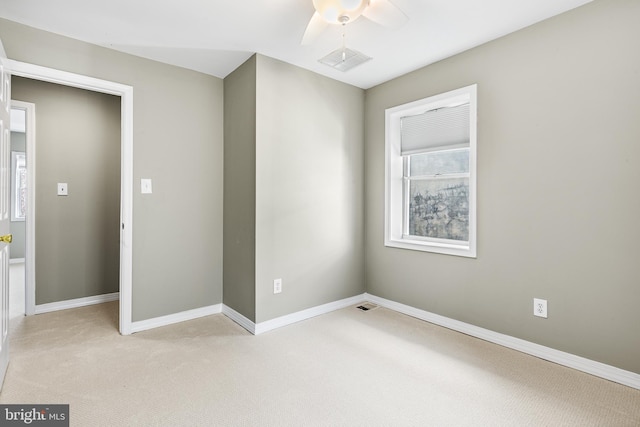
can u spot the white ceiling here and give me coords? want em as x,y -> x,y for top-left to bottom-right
0,0 -> 593,89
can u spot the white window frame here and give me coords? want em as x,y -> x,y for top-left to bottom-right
385,84 -> 477,258
11,150 -> 26,222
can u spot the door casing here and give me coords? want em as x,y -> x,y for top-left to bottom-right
10,100 -> 35,316
7,60 -> 134,335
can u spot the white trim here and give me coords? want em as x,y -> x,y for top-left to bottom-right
10,150 -> 26,222
385,84 -> 477,258
130,304 -> 222,334
35,292 -> 120,315
221,295 -> 368,336
8,61 -> 130,97
254,294 -> 366,335
364,293 -> 640,390
8,60 -> 134,335
10,100 -> 35,316
9,258 -> 24,264
222,305 -> 256,335
118,81 -> 134,336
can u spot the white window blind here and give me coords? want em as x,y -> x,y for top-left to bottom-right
400,103 -> 470,155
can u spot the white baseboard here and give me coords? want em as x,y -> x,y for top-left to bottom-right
221,294 -> 367,336
364,293 -> 640,390
78,289 -> 638,390
222,305 -> 256,334
254,294 -> 366,335
35,292 -> 120,315
131,304 -> 222,334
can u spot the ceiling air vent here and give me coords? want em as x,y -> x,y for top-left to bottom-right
319,47 -> 372,72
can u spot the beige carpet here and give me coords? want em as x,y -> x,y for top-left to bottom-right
1,302 -> 639,426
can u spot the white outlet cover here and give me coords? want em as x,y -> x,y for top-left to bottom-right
57,183 -> 68,196
273,278 -> 282,294
533,298 -> 548,318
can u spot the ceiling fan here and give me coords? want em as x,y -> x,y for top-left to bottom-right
302,0 -> 408,45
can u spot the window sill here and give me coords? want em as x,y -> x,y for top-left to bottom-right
384,237 -> 476,258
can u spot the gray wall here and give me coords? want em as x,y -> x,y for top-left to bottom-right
223,55 -> 365,323
3,1 -> 635,377
364,0 -> 640,374
13,77 -> 120,304
9,131 -> 25,260
254,55 -> 364,322
0,19 -> 224,320
223,55 -> 257,321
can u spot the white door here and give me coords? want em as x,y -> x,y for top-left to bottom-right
0,39 -> 12,389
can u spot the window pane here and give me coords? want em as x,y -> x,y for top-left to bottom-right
409,149 -> 469,176
409,177 -> 469,241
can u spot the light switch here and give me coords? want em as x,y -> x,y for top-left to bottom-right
141,179 -> 153,194
57,183 -> 68,196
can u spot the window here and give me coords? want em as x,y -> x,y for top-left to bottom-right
11,151 -> 27,222
385,85 -> 477,257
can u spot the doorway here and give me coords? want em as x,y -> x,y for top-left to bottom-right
8,60 -> 133,335
12,78 -> 122,320
8,102 -> 32,320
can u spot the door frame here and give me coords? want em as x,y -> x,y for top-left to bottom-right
10,100 -> 35,316
8,60 -> 134,335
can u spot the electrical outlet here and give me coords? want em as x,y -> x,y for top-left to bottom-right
533,298 -> 547,318
273,278 -> 282,294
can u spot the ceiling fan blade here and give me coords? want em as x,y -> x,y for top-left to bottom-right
301,12 -> 329,45
362,0 -> 409,29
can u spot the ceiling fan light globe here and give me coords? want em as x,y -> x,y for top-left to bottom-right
341,0 -> 364,11
322,7 -> 340,23
312,0 -> 369,24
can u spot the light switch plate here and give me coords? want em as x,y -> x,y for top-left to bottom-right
141,179 -> 152,194
57,183 -> 68,196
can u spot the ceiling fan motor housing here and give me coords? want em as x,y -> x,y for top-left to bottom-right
312,0 -> 370,24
